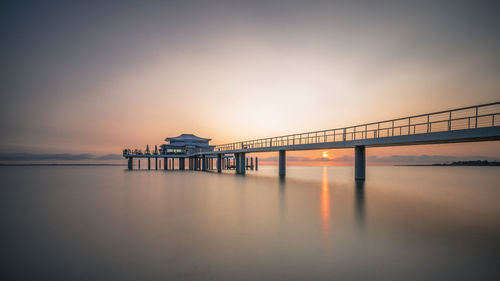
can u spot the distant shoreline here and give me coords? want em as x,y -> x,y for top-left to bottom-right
395,160 -> 500,167
0,163 -> 126,167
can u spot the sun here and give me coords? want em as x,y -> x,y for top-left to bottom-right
322,152 -> 328,158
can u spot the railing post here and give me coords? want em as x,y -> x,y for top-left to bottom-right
408,118 -> 411,135
475,106 -> 478,128
427,115 -> 430,133
448,111 -> 452,131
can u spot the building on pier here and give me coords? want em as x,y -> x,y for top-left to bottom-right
160,134 -> 215,155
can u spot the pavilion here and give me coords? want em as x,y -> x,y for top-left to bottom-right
160,134 -> 215,155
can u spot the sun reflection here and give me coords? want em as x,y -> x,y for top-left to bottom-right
321,166 -> 331,238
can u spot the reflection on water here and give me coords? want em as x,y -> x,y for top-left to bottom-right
279,178 -> 286,220
321,167 -> 331,239
355,180 -> 365,231
1,165 -> 500,281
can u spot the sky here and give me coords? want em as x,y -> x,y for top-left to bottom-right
1,0 -> 499,163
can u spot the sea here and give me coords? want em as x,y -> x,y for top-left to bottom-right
1,165 -> 499,280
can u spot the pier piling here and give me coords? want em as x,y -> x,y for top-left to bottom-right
240,153 -> 246,174
217,154 -> 222,173
279,150 -> 286,178
355,146 -> 366,180
128,157 -> 133,170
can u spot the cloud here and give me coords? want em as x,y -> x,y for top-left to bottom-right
0,153 -> 122,161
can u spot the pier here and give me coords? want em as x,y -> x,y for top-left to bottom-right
124,102 -> 500,180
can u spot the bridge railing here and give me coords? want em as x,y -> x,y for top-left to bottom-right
214,101 -> 500,152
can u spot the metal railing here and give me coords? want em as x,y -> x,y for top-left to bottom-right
214,101 -> 500,152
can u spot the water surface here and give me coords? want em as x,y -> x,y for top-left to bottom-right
1,165 -> 499,280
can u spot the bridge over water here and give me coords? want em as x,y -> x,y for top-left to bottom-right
124,101 -> 500,180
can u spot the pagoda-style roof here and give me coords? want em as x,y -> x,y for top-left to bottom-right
165,134 -> 211,144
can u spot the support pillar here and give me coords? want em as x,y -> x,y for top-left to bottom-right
279,150 -> 286,178
235,153 -> 240,173
217,154 -> 222,173
251,157 -> 254,170
128,157 -> 133,170
255,157 -> 258,170
164,158 -> 167,170
155,158 -> 158,170
179,158 -> 185,170
240,153 -> 246,174
148,157 -> 151,170
138,159 -> 141,169
355,146 -> 366,180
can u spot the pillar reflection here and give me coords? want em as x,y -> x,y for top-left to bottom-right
279,178 -> 286,220
355,180 -> 365,231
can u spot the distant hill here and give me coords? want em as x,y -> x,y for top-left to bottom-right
431,160 -> 500,166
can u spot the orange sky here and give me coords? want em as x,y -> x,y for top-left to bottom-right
1,1 -> 499,162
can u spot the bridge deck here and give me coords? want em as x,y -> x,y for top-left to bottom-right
198,127 -> 500,155
197,101 -> 500,155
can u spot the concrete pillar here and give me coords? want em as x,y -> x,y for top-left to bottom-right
235,153 -> 240,173
355,146 -> 366,180
279,150 -> 286,178
217,154 -> 222,173
148,157 -> 151,170
138,159 -> 141,169
255,157 -> 258,170
155,158 -> 158,170
128,157 -> 133,170
251,157 -> 254,170
179,158 -> 185,170
164,158 -> 167,170
159,159 -> 161,169
240,153 -> 246,174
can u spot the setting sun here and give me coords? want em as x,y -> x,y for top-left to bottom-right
322,152 -> 328,158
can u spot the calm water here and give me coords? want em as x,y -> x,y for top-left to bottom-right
1,165 -> 499,280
